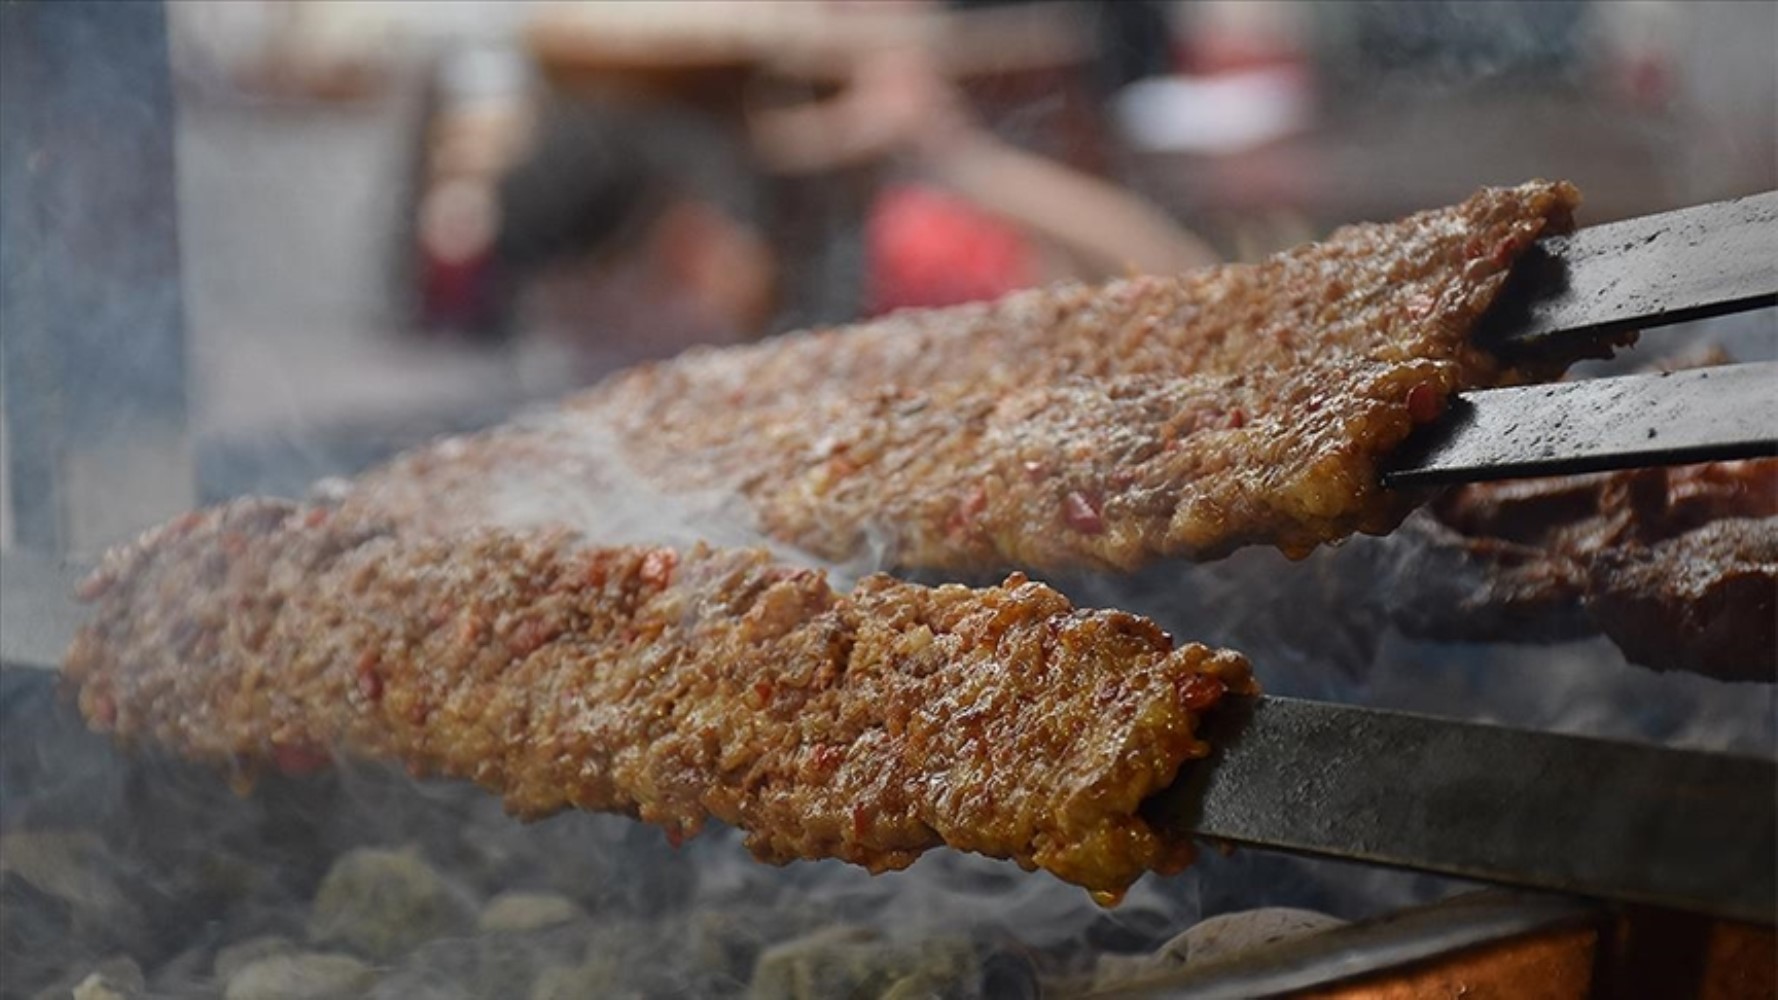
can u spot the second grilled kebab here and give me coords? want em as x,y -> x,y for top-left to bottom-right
340,181 -> 1592,572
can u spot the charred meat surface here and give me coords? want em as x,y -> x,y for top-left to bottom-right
63,500 -> 1255,897
1407,460 -> 1778,680
1584,517 -> 1777,683
341,181 -> 1588,572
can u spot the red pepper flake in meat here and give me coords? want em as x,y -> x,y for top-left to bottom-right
1406,382 -> 1443,424
508,618 -> 557,658
1490,235 -> 1521,268
1179,672 -> 1227,711
1063,491 -> 1105,534
302,508 -> 330,529
355,650 -> 383,702
1226,408 -> 1247,430
582,557 -> 609,589
949,484 -> 989,535
753,680 -> 774,705
961,484 -> 988,518
640,549 -> 678,589
810,743 -> 844,774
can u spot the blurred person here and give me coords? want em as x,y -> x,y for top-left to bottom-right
491,1 -> 1214,382
492,103 -> 778,390
748,36 -> 1219,316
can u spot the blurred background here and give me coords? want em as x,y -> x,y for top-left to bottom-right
2,0 -> 1774,552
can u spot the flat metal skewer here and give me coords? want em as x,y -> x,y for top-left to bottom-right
1385,189 -> 1778,487
1478,189 -> 1778,356
1384,361 -> 1778,487
1153,696 -> 1776,924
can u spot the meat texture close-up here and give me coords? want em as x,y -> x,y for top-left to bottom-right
341,181 -> 1595,573
62,499 -> 1255,898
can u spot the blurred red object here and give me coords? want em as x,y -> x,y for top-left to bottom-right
865,183 -> 1035,316
417,178 -> 500,333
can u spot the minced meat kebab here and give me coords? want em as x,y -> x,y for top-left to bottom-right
64,500 -> 1254,899
65,182 -> 1593,897
341,180 -> 1593,572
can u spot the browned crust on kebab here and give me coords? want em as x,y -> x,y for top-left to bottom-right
1583,517 -> 1777,683
340,181 -> 1588,572
63,499 -> 1254,896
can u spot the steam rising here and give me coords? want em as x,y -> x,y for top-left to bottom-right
475,416 -> 827,569
6,1 -> 1775,991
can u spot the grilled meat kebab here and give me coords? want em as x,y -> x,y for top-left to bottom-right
64,500 -> 1254,898
341,181 -> 1594,572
